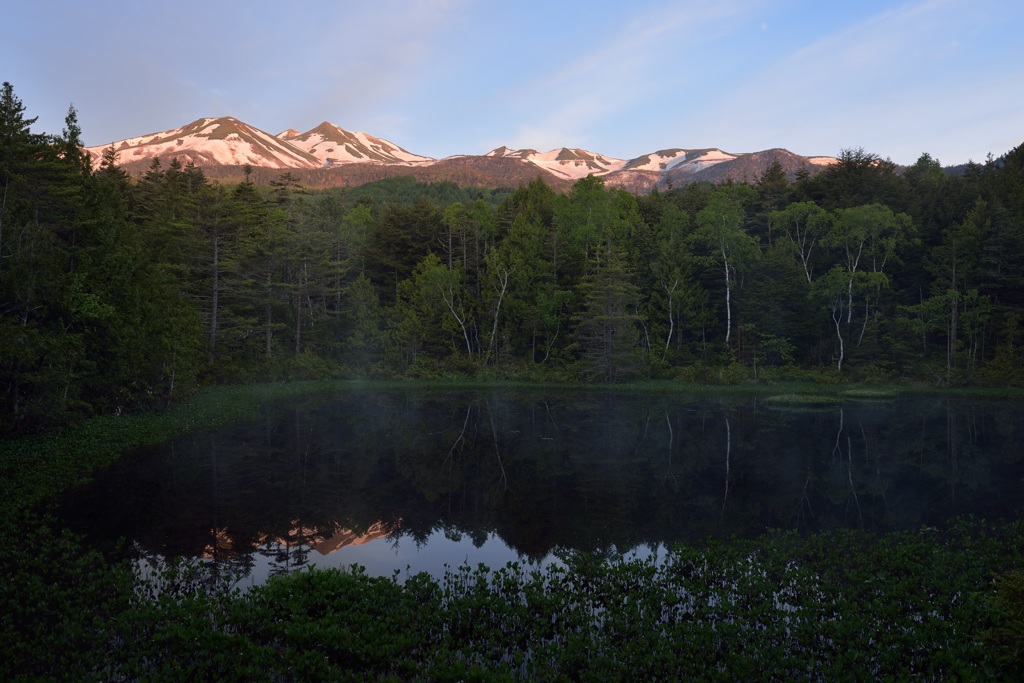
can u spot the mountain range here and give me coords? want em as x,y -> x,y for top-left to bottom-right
85,116 -> 839,192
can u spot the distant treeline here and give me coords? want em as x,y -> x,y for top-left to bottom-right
3,81 -> 1024,432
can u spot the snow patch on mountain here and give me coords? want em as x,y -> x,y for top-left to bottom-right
673,149 -> 739,174
486,146 -> 627,179
622,149 -> 693,172
620,148 -> 739,176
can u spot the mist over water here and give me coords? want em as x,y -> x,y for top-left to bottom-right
59,389 -> 1024,584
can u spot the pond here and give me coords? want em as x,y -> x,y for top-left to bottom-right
58,388 -> 1024,586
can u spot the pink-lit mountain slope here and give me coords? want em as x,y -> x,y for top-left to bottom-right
86,117 -> 838,191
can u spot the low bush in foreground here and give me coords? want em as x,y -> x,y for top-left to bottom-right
3,516 -> 1023,681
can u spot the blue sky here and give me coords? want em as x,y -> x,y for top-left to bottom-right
3,0 -> 1021,166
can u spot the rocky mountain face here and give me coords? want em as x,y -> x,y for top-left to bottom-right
86,117 -> 837,191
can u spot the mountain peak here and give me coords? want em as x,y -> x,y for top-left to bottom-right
309,121 -> 344,134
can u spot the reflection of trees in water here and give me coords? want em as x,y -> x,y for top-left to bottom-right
59,391 -> 1024,582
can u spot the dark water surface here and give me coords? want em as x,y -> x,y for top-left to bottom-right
58,388 -> 1024,585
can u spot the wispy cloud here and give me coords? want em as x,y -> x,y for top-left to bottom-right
495,0 -> 760,152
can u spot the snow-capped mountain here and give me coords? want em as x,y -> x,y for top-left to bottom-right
92,117 -> 322,170
85,116 -> 838,191
280,122 -> 431,166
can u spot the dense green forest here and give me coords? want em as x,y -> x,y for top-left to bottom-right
3,81 -> 1024,433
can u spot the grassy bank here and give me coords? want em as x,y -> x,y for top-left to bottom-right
3,380 -> 1024,680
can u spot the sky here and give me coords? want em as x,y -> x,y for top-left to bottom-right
2,0 -> 1021,166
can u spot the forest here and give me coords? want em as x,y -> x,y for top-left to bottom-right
3,81 -> 1024,434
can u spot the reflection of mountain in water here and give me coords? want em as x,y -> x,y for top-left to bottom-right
308,520 -> 396,555
58,390 -> 1024,583
201,520 -> 397,560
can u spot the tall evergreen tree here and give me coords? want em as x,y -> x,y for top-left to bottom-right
574,236 -> 642,382
0,84 -> 81,429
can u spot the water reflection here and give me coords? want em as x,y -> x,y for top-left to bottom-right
58,389 -> 1024,583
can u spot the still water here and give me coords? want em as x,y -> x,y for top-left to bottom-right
59,388 -> 1024,585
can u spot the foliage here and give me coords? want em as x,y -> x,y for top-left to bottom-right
984,570 -> 1024,676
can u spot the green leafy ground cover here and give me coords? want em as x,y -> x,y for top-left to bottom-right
3,381 -> 1024,680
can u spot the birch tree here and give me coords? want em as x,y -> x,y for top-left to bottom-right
399,253 -> 476,359
649,204 -> 699,359
825,203 -> 912,355
689,186 -> 759,345
770,200 -> 832,284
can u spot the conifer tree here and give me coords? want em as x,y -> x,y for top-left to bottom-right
574,235 -> 642,381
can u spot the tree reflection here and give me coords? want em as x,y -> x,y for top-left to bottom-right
58,390 -> 1024,584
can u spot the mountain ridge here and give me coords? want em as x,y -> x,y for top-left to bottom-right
86,116 -> 838,192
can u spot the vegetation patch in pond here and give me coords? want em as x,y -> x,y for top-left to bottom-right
841,388 -> 899,400
764,393 -> 842,409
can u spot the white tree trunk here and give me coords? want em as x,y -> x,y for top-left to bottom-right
439,282 -> 472,357
832,303 -> 845,372
722,248 -> 732,345
487,267 -> 512,363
